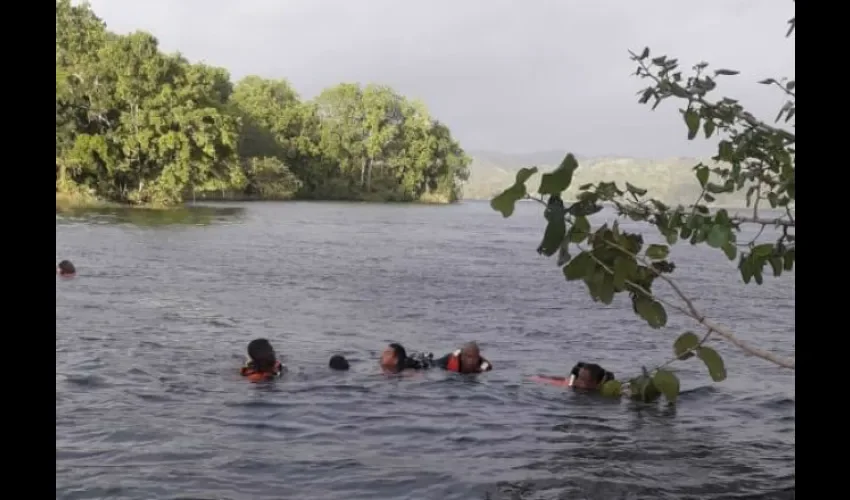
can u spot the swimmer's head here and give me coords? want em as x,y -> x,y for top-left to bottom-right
380,343 -> 407,372
247,338 -> 277,372
329,354 -> 350,371
570,362 -> 614,390
57,260 -> 76,277
459,341 -> 482,373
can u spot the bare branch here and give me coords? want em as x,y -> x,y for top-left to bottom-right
731,215 -> 795,228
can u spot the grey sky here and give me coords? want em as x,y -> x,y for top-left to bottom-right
85,0 -> 795,158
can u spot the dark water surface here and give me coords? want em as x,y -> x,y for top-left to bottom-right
56,201 -> 795,500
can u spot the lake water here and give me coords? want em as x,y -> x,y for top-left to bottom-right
56,201 -> 795,500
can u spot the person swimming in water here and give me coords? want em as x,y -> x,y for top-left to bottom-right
434,341 -> 492,374
240,338 -> 284,382
329,354 -> 350,371
379,343 -> 433,373
57,260 -> 76,278
531,362 -> 615,390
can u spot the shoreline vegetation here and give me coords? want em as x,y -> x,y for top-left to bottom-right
57,1 -> 470,210
57,1 -> 768,213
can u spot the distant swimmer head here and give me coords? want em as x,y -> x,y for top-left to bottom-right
329,354 -> 350,371
380,343 -> 407,373
57,260 -> 76,277
460,341 -> 482,372
246,338 -> 278,373
570,362 -> 614,390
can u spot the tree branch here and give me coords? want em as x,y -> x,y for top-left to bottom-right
527,195 -> 795,370
601,238 -> 796,370
629,52 -> 796,143
731,215 -> 795,228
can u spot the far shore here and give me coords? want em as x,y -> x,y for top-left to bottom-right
56,191 -> 457,212
57,192 -> 787,214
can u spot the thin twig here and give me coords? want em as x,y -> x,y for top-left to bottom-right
771,80 -> 796,98
753,181 -> 762,220
731,215 -> 795,228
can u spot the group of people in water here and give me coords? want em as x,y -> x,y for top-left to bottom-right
240,337 -> 617,393
58,259 -> 616,393
239,338 -> 493,382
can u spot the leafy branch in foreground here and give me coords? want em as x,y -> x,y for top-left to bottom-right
491,3 -> 795,403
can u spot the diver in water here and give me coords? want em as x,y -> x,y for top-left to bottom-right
434,341 -> 493,374
379,343 -> 434,374
240,338 -> 285,382
57,260 -> 76,278
329,354 -> 350,371
531,362 -> 615,390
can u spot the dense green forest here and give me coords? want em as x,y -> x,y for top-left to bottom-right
56,0 -> 470,206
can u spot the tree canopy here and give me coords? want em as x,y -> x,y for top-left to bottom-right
56,0 -> 470,206
491,3 -> 795,403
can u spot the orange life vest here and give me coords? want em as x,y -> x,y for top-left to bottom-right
240,360 -> 283,382
445,350 -> 492,373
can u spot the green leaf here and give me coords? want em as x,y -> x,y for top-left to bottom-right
769,256 -> 783,277
490,184 -> 525,218
673,331 -> 700,360
703,193 -> 716,203
538,219 -> 567,257
652,369 -> 681,403
563,251 -> 595,281
645,244 -> 669,260
569,215 -> 591,243
585,270 -> 615,305
758,78 -> 777,85
767,192 -> 778,208
783,249 -> 795,271
665,231 -> 678,245
600,379 -> 623,398
639,47 -> 650,60
634,296 -> 668,328
739,255 -> 753,284
753,266 -> 764,285
556,241 -> 571,266
714,69 -> 740,76
695,165 -> 709,187
705,182 -> 730,194
630,376 -> 662,403
516,167 -> 538,184
684,109 -> 700,140
703,120 -> 716,139
721,241 -> 737,261
706,225 -> 729,248
752,243 -> 774,258
625,182 -> 647,197
696,346 -> 727,382
613,256 -> 638,291
538,154 -> 578,195
714,209 -> 730,225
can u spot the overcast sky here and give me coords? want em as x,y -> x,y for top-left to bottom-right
84,0 -> 795,158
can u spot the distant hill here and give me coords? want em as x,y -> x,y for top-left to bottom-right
462,150 -> 751,207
